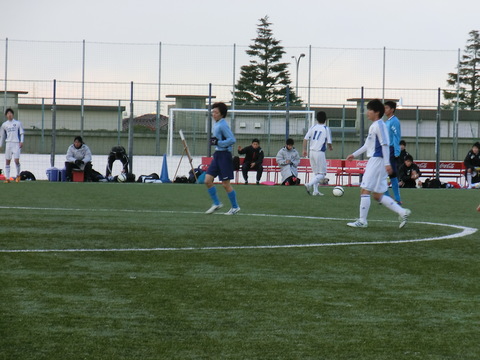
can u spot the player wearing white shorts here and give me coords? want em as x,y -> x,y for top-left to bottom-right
303,111 -> 332,196
0,108 -> 25,183
346,99 -> 411,229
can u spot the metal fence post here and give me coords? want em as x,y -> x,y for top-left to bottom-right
341,104 -> 346,159
359,87 -> 365,160
81,39 -> 85,136
231,43 -> 236,131
117,100 -> 122,145
155,41 -> 162,156
285,85 -> 290,141
51,80 -> 57,168
435,88 -> 441,180
207,83 -> 212,157
415,106 -> 419,160
3,38 -> 8,114
128,81 -> 134,173
41,97 -> 45,152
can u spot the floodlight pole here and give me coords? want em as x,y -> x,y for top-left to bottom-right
291,53 -> 305,96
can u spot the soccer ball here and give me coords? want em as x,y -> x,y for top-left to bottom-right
117,173 -> 127,182
332,186 -> 344,197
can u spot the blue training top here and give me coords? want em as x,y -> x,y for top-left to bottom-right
213,118 -> 235,152
385,115 -> 401,157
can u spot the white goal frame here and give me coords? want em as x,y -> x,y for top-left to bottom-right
167,108 -> 315,156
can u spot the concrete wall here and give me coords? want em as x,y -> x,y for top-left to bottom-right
18,104 -> 125,131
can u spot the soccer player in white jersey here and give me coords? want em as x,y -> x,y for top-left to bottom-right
0,108 -> 25,183
303,111 -> 333,196
346,99 -> 411,229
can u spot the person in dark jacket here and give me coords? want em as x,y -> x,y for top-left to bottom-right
398,154 -> 421,188
398,140 -> 410,167
238,138 -> 264,185
106,145 -> 129,178
464,141 -> 480,188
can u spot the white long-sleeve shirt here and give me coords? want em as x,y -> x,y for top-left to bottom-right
352,119 -> 390,166
0,119 -> 25,147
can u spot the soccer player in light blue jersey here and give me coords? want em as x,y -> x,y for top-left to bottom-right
204,102 -> 240,215
346,99 -> 410,229
384,100 -> 402,204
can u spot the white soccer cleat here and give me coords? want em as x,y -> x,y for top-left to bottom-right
347,220 -> 368,228
205,203 -> 223,214
312,191 -> 324,196
304,184 -> 313,195
225,207 -> 241,215
399,209 -> 411,229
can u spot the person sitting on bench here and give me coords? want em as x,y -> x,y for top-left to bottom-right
238,138 -> 264,185
65,136 -> 93,182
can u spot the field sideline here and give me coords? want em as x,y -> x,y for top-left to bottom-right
0,182 -> 479,359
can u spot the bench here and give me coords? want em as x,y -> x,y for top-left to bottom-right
234,157 -> 275,184
200,157 -> 466,186
415,161 -> 465,186
201,156 -> 345,185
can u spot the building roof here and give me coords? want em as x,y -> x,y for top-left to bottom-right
122,113 -> 168,131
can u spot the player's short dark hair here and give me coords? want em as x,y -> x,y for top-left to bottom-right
473,142 -> 480,149
404,154 -> 413,162
212,102 -> 228,118
5,108 -> 14,116
316,111 -> 327,123
74,136 -> 84,144
367,99 -> 385,118
384,100 -> 397,112
252,138 -> 260,144
286,138 -> 294,146
400,140 -> 406,146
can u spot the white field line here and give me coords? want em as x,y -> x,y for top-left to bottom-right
0,206 -> 477,253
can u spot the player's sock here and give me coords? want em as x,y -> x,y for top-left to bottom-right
390,177 -> 401,202
467,173 -> 472,187
359,194 -> 371,223
309,173 -> 325,186
313,183 -> 319,193
207,187 -> 220,206
16,163 -> 21,176
227,190 -> 238,208
5,165 -> 10,179
314,173 -> 325,184
379,195 -> 403,215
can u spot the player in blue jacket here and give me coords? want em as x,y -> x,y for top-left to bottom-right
204,102 -> 240,215
384,100 -> 402,204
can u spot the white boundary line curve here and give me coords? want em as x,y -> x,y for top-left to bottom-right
0,206 -> 477,253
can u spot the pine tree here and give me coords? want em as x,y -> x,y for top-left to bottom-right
444,30 -> 480,110
234,16 -> 301,106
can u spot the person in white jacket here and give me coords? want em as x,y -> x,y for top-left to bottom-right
276,138 -> 301,185
65,136 -> 93,181
0,108 -> 25,183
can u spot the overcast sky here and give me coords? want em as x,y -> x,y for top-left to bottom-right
2,0 -> 479,49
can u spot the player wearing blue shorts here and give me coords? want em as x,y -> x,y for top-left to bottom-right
205,102 -> 240,215
346,99 -> 411,229
384,100 -> 402,204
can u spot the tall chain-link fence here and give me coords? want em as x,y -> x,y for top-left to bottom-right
0,39 -> 478,178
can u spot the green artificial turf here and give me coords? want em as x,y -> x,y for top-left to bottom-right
0,182 -> 479,359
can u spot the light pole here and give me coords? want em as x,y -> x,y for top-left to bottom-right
291,53 -> 305,96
